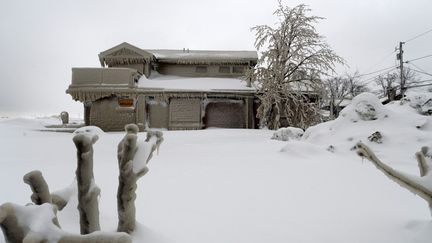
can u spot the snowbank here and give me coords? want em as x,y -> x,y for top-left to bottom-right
303,93 -> 432,157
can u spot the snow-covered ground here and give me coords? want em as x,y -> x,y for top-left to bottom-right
1,93 -> 432,242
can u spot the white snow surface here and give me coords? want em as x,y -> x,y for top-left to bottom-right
14,203 -> 64,242
138,72 -> 254,91
1,93 -> 432,242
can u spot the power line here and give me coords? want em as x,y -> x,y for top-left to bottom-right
356,65 -> 397,78
406,81 -> 432,89
363,50 -> 396,73
361,67 -> 398,85
409,67 -> 432,77
408,62 -> 428,73
411,79 -> 432,85
405,54 -> 432,63
405,27 -> 432,43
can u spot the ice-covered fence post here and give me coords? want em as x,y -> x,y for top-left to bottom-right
356,142 -> 432,216
73,133 -> 101,234
117,124 -> 163,233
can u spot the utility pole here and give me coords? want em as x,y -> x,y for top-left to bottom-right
397,42 -> 405,97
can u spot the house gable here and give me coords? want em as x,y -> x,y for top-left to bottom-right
98,42 -> 154,67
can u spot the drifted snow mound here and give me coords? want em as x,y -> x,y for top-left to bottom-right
404,91 -> 432,115
271,127 -> 304,141
302,92 -> 432,152
338,93 -> 388,122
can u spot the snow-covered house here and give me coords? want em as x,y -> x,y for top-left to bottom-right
66,42 -> 258,131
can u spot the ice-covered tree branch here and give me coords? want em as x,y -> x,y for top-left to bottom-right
416,147 -> 431,177
356,142 -> 432,215
117,124 -> 163,233
73,133 -> 101,234
23,170 -> 53,206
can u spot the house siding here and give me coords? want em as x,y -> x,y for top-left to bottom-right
89,97 -> 136,131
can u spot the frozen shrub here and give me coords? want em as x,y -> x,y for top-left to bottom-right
117,124 -> 163,233
339,93 -> 387,122
73,133 -> 101,234
355,101 -> 377,120
23,170 -> 53,205
405,92 -> 432,115
0,202 -> 131,243
23,170 -> 74,212
271,127 -> 304,141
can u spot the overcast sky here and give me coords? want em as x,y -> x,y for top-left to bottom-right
0,0 -> 431,117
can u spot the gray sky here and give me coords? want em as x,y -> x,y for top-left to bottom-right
0,0 -> 431,117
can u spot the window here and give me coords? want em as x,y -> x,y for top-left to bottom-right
219,66 -> 230,73
195,66 -> 208,73
118,97 -> 134,107
232,66 -> 245,73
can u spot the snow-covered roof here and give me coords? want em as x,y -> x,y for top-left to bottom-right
147,49 -> 258,64
98,42 -> 258,66
138,72 -> 255,92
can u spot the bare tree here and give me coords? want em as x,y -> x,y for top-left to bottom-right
374,72 -> 398,98
402,67 -> 420,86
323,72 -> 368,119
374,67 -> 418,98
347,71 -> 369,97
250,1 -> 345,129
323,77 -> 350,119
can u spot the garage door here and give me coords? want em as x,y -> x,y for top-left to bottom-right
204,100 -> 245,128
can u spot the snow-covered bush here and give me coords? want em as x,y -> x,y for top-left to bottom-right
339,93 -> 388,122
403,92 -> 432,115
271,127 -> 304,141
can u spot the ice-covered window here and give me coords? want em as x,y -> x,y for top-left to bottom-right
195,66 -> 208,73
232,66 -> 245,73
219,66 -> 230,73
